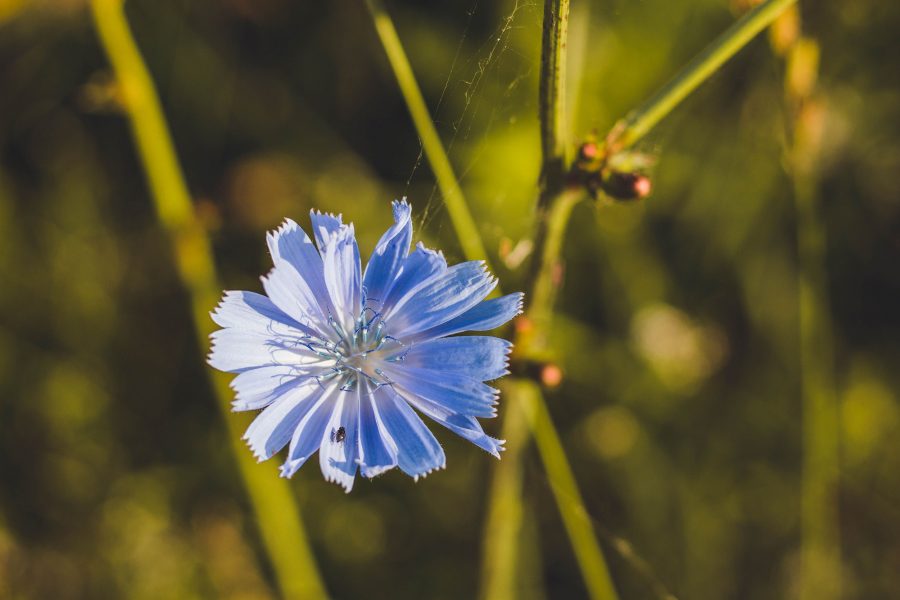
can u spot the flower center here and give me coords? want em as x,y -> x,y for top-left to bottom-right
320,309 -> 407,391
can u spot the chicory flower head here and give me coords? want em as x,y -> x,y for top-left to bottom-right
209,200 -> 522,491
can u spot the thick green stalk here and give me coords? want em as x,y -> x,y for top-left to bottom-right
363,0 -> 491,267
89,1 -> 327,597
539,0 -> 571,181
523,2 -> 619,598
527,0 -> 577,355
606,0 -> 798,153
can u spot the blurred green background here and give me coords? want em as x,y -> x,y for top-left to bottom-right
1,0 -> 899,598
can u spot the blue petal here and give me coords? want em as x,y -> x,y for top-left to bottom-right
381,243 -> 446,311
381,364 -> 499,418
410,292 -> 523,342
208,329 -> 334,373
385,261 -> 497,339
389,336 -> 512,381
229,365 -> 317,411
322,224 -> 363,331
280,381 -> 340,478
318,391 -> 360,492
362,199 -> 412,307
243,381 -> 327,461
399,390 -> 504,458
310,210 -> 343,252
357,384 -> 398,478
211,291 -> 311,336
375,387 -> 445,479
263,219 -> 333,330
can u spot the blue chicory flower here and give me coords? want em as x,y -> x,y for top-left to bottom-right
208,200 -> 523,491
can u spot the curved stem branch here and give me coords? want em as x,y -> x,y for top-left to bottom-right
605,0 -> 798,153
520,189 -> 579,358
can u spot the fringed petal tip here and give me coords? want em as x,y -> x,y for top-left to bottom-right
486,441 -> 504,459
205,341 -> 225,372
310,210 -> 345,250
512,291 -> 525,315
266,218 -> 301,250
310,208 -> 343,221
391,197 -> 411,217
321,221 -> 356,249
210,290 -> 263,329
258,266 -> 275,285
210,291 -> 233,318
499,340 -> 514,377
411,461 -> 447,483
279,457 -> 307,479
322,470 -> 356,493
243,435 -> 268,463
357,460 -> 396,480
413,241 -> 445,261
230,400 -> 251,412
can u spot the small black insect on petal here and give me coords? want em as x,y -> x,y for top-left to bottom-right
331,426 -> 346,443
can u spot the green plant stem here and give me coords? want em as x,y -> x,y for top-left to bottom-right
527,0 -> 578,349
482,193 -> 588,600
521,380 -> 619,600
479,381 -> 530,600
519,3 -> 618,598
605,0 -> 798,153
363,0 -> 491,267
89,1 -> 327,597
364,1 -> 614,596
511,190 -> 619,600
490,2 -> 618,598
796,172 -> 841,600
539,0 -> 571,183
777,31 -> 842,600
521,190 -> 580,358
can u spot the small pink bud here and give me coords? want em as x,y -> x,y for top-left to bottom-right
579,141 -> 599,160
598,171 -> 652,201
541,364 -> 563,388
633,175 -> 652,198
515,316 -> 534,334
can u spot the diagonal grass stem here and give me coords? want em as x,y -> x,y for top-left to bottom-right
605,0 -> 798,153
363,0 -> 491,268
520,380 -> 619,600
89,1 -> 327,597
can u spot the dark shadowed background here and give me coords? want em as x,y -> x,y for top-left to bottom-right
1,0 -> 899,598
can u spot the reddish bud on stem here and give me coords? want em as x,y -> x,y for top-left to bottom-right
541,364 -> 563,388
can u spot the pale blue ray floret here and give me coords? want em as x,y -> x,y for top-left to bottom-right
208,200 -> 523,492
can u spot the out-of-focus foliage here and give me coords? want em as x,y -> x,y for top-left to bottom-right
1,0 -> 898,598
